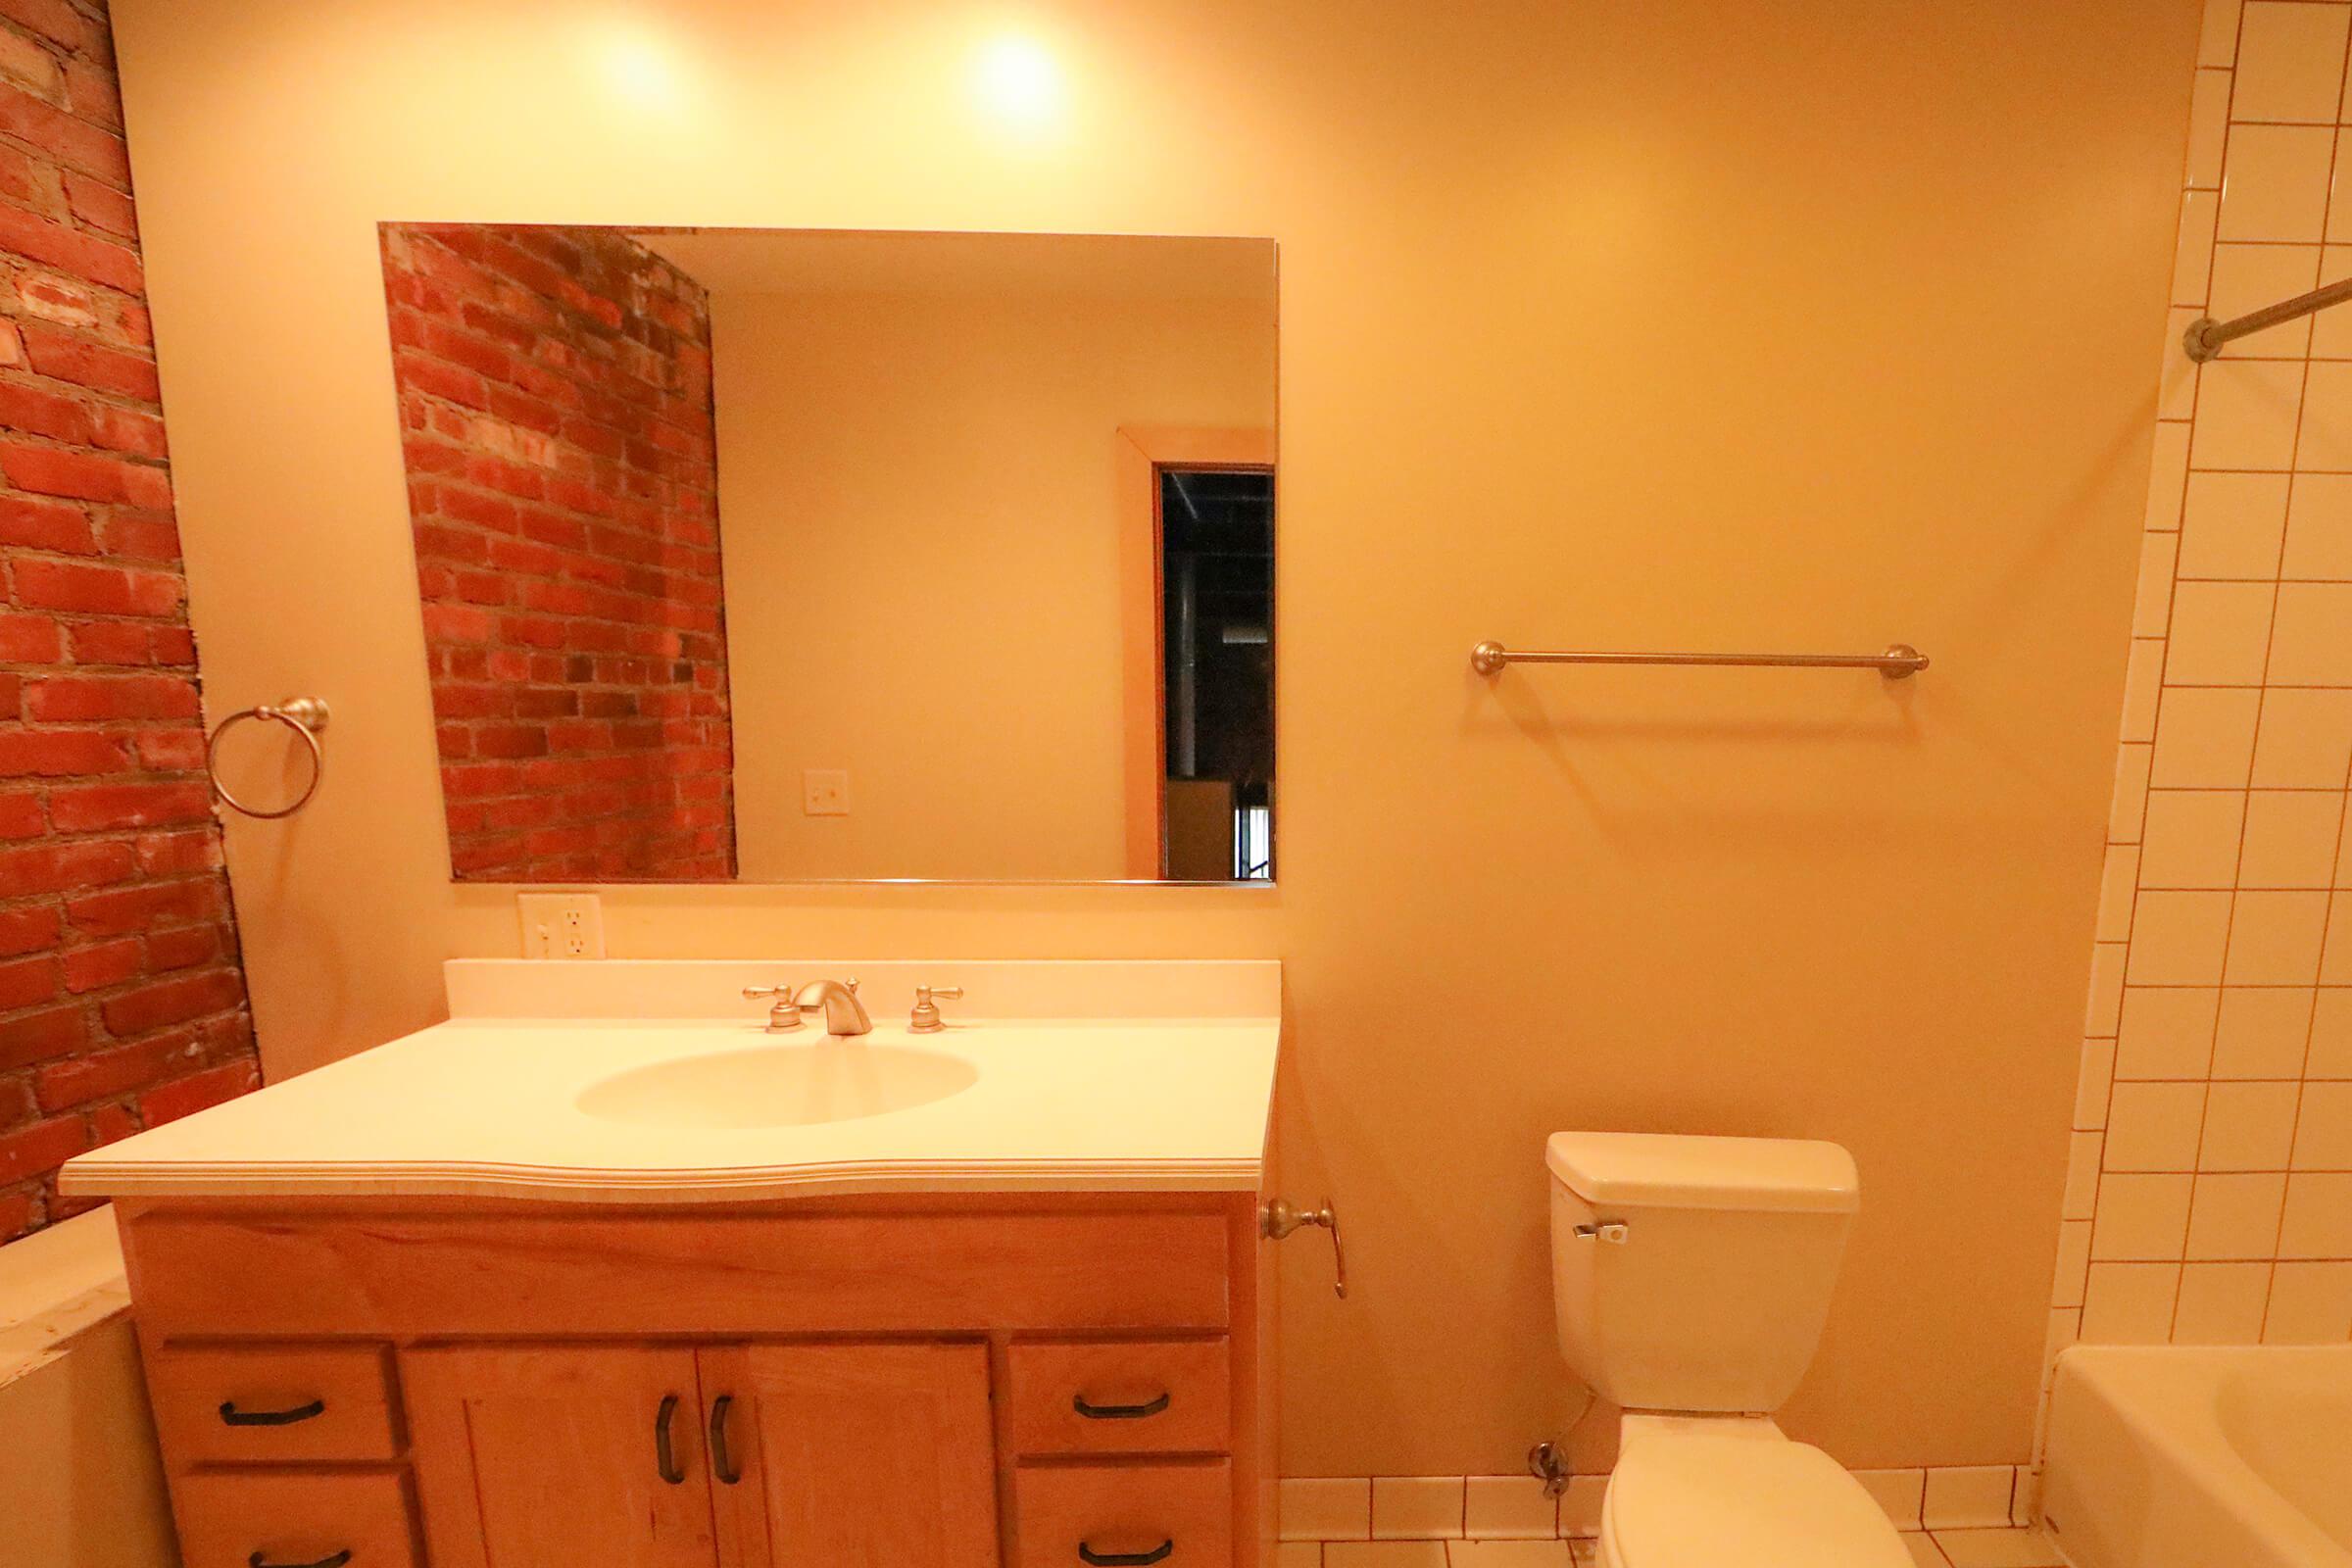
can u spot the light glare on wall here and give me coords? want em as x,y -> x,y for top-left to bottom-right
594,24 -> 687,113
970,34 -> 1063,129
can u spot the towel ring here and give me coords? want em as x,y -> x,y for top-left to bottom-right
206,697 -> 329,819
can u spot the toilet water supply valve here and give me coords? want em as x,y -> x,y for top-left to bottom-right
1534,1223 -> 1618,1501
1527,1441 -> 1571,1499
1258,1198 -> 1347,1298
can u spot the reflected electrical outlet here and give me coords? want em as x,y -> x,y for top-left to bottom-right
803,769 -> 850,816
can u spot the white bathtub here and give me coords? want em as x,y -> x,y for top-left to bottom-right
0,1208 -> 175,1568
2042,1345 -> 2352,1568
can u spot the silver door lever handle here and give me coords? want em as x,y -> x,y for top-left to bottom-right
1261,1198 -> 1347,1298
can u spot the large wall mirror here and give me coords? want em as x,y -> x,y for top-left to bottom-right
377,226 -> 1277,885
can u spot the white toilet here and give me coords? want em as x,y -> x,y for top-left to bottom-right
1547,1131 -> 1912,1568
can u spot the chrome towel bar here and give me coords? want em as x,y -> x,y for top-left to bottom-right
2183,274 -> 2352,363
1470,640 -> 1928,679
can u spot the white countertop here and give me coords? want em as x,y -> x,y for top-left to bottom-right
58,1014 -> 1281,1204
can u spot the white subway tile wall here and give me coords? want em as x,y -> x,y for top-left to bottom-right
1461,1476 -> 1557,1541
1278,1479 -> 1375,1541
1371,1478 -> 1469,1541
2056,0 -> 2352,1406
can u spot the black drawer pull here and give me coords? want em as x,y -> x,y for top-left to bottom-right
1071,1391 -> 1171,1421
1080,1542 -> 1173,1566
709,1395 -> 741,1485
655,1394 -> 685,1484
219,1398 -> 326,1428
246,1552 -> 350,1568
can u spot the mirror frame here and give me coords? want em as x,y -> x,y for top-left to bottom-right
381,222 -> 1283,890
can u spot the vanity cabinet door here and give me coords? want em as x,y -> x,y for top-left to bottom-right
404,1345 -> 720,1568
701,1343 -> 999,1568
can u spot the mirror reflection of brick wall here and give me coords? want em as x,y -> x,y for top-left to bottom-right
379,223 -> 735,880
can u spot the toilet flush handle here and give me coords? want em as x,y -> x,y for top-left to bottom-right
1572,1221 -> 1631,1244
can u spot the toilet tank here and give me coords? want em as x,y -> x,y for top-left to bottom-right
1547,1132 -> 1859,1414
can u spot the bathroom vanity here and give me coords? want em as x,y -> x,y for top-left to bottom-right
62,960 -> 1287,1568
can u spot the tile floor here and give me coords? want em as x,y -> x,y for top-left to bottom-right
1274,1528 -> 2068,1568
1277,1464 -> 2062,1559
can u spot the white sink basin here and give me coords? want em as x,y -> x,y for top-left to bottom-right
574,1041 -> 979,1130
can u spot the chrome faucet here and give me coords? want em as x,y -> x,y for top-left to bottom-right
790,978 -> 871,1037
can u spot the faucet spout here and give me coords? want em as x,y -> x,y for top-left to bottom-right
791,978 -> 871,1037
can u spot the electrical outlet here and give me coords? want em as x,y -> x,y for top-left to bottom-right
517,893 -> 606,959
803,768 -> 850,815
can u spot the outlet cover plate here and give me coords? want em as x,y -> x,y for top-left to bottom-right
517,893 -> 606,959
803,768 -> 850,815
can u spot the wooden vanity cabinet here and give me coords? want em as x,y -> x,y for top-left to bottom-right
700,1343 -> 1002,1568
401,1345 -> 728,1568
115,1193 -> 1274,1568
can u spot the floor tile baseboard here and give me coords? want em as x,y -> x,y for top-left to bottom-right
1276,1526 -> 2065,1568
1277,1462 -> 2039,1543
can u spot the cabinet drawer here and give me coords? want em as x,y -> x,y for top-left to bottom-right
123,1210 -> 1232,1335
150,1345 -> 400,1464
173,1470 -> 417,1568
1008,1340 -> 1231,1454
1016,1461 -> 1232,1568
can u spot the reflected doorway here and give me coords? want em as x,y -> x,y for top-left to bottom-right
1160,468 -> 1273,880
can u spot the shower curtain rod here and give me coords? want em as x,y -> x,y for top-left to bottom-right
2183,274 -> 2352,362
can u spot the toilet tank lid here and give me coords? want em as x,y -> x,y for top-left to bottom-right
1545,1133 -> 1859,1213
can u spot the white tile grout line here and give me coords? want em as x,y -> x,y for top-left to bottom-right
1286,1527 -> 2057,1566
2046,0 -> 2352,1445
1278,1462 -> 2037,1542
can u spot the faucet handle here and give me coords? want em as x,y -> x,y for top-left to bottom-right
741,984 -> 803,1033
909,985 -> 964,1034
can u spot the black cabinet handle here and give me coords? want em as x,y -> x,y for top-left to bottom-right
1080,1542 -> 1173,1566
709,1394 -> 741,1485
655,1394 -> 685,1485
1071,1391 -> 1171,1421
219,1398 -> 326,1428
246,1552 -> 350,1568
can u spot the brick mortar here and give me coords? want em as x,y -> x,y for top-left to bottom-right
0,0 -> 259,1242
380,221 -> 735,881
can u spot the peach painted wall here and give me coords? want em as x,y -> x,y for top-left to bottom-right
710,281 -> 1274,880
106,0 -> 2197,1473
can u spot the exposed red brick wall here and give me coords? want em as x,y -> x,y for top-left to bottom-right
380,223 -> 734,881
0,0 -> 259,1242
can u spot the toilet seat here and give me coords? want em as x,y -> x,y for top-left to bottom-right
1599,1430 -> 1912,1568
